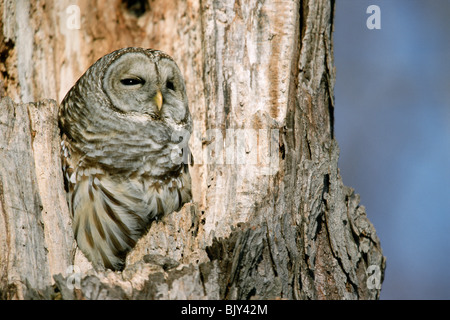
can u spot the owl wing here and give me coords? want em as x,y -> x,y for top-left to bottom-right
70,172 -> 146,270
69,168 -> 191,271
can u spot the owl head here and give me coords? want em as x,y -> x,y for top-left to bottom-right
61,47 -> 191,128
101,48 -> 189,125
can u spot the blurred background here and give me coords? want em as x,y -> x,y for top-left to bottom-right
334,0 -> 450,299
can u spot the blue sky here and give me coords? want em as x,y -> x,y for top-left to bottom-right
334,0 -> 450,299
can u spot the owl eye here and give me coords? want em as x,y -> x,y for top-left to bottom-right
120,78 -> 145,86
166,80 -> 175,91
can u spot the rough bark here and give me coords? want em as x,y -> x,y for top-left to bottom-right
0,0 -> 385,300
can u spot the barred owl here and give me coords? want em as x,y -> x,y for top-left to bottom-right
58,47 -> 193,271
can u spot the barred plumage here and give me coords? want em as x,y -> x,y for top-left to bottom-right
59,47 -> 193,271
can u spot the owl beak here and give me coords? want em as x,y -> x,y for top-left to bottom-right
154,90 -> 163,111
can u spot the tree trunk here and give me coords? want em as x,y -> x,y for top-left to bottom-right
0,0 -> 385,300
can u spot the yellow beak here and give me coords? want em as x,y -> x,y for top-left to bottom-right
154,90 -> 163,111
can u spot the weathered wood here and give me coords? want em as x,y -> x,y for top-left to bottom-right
0,98 -> 73,299
0,0 -> 385,300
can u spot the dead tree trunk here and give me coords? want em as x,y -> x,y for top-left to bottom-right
0,0 -> 385,300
